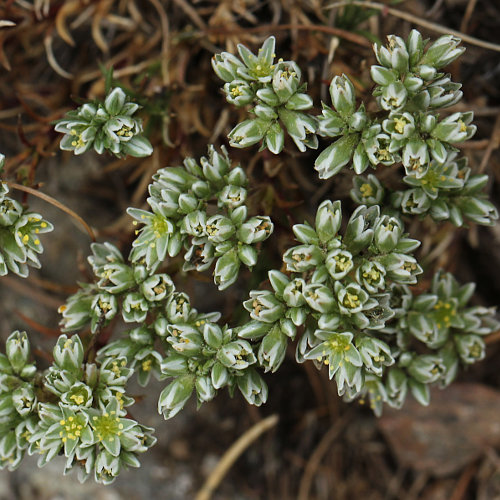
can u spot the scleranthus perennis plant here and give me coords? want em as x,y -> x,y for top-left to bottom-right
0,27 -> 498,487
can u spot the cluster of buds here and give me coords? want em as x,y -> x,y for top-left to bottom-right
350,154 -> 497,226
128,145 -> 273,289
215,33 -> 496,228
213,36 -> 317,153
0,332 -> 155,484
59,242 -> 179,333
97,309 -> 266,420
315,31 -> 476,182
0,158 -> 53,278
345,271 -> 498,415
237,201 -> 422,380
236,200 -> 497,414
59,240 -> 267,418
55,87 -> 153,158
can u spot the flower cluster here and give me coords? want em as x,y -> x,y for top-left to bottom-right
0,331 -> 155,483
0,158 -> 53,278
351,157 -> 498,226
119,319 -> 267,420
236,201 -> 498,415
237,201 -> 422,382
350,271 -> 498,415
215,33 -> 497,228
315,31 -> 474,178
128,145 -> 273,289
55,87 -> 153,158
213,36 -> 317,153
60,240 -> 267,420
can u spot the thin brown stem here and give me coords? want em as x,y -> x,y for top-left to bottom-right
7,182 -> 96,241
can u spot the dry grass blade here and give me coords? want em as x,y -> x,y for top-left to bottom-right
148,0 -> 170,86
44,31 -> 73,79
326,1 -> 500,52
7,182 -> 96,241
206,23 -> 371,47
195,414 -> 279,500
297,416 -> 348,500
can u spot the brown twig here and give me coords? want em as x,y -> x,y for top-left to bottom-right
325,1 -> 500,53
460,0 -> 479,34
297,415 -> 348,500
205,23 -> 371,48
195,414 -> 279,500
7,182 -> 96,241
478,114 -> 500,174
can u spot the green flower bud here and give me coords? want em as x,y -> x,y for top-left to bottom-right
385,367 -> 408,409
314,134 -> 359,179
214,248 -> 241,290
104,87 -> 127,115
211,362 -> 229,390
329,74 -> 356,116
237,369 -> 268,406
264,121 -> 285,154
53,334 -> 84,373
196,375 -> 216,402
283,278 -> 306,308
421,34 -> 465,69
292,223 -> 319,245
407,29 -> 424,66
374,215 -> 403,253
237,244 -> 258,267
228,118 -> 270,149
160,354 -> 188,376
315,200 -> 342,243
258,324 -> 288,373
5,331 -> 30,374
158,375 -> 195,419
370,65 -> 397,86
212,52 -> 245,82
